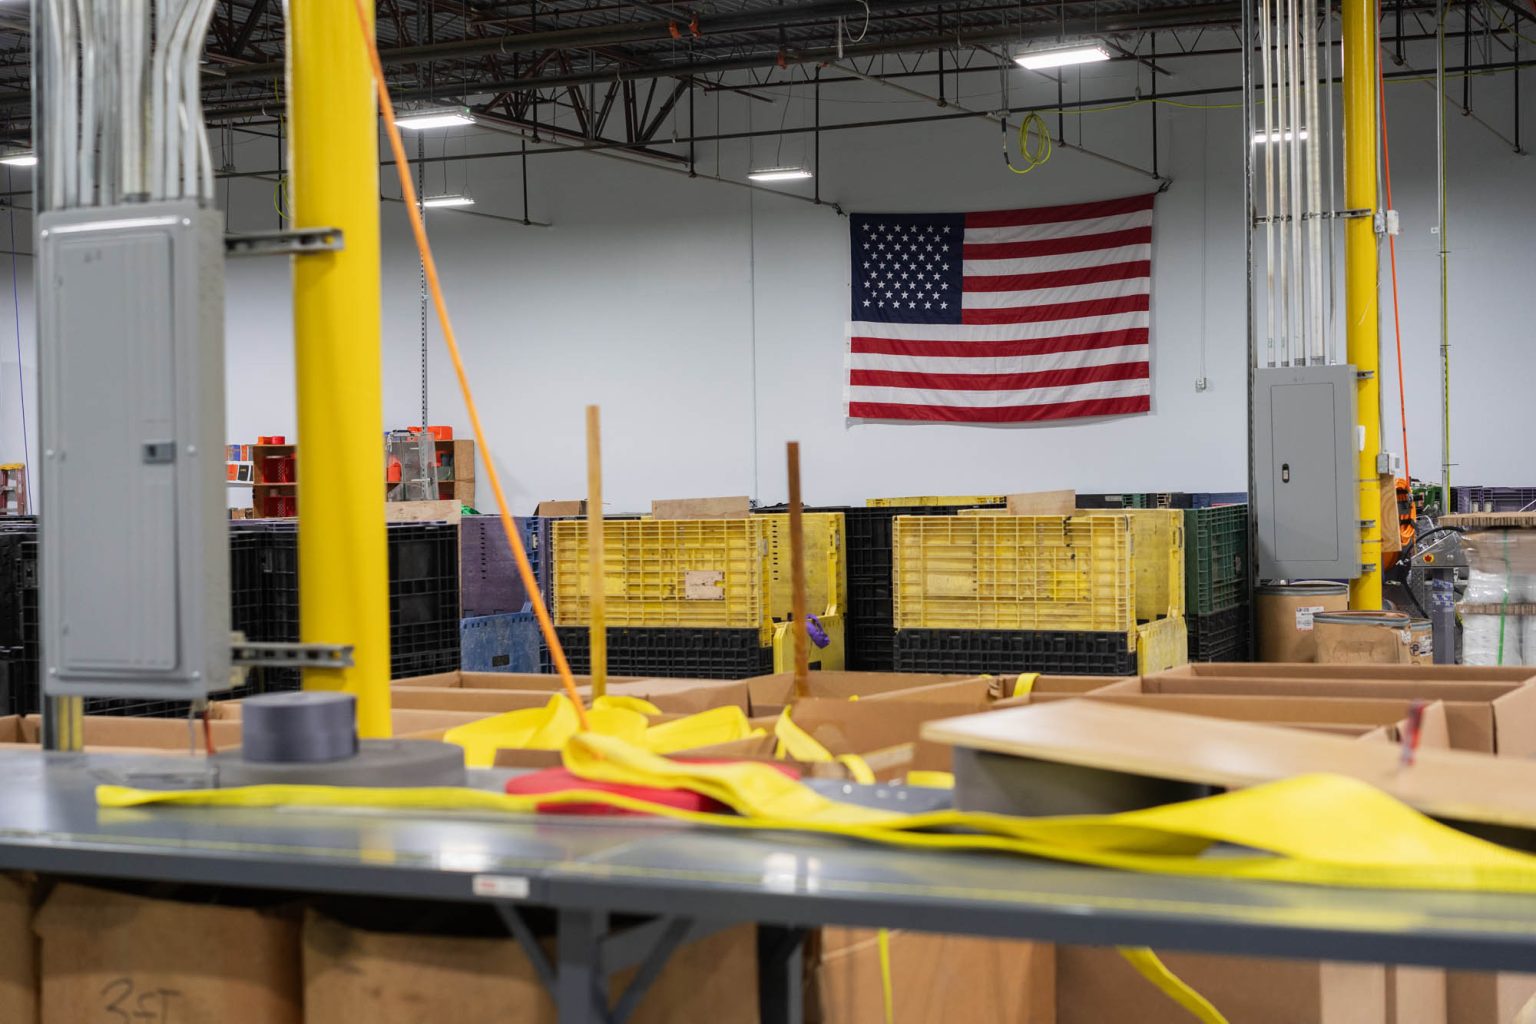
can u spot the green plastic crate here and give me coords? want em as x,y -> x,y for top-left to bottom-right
1183,505 -> 1249,615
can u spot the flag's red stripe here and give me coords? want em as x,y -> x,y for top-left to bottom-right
964,194 -> 1155,229
850,328 -> 1148,359
963,294 -> 1149,325
849,395 -> 1151,423
850,361 -> 1148,392
964,260 -> 1150,293
962,226 -> 1152,261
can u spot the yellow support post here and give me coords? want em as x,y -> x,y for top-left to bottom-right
1344,0 -> 1383,610
287,1 -> 392,736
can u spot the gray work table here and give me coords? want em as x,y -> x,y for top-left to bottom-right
3,748 -> 1536,1022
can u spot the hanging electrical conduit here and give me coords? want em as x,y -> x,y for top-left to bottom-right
42,0 -> 219,212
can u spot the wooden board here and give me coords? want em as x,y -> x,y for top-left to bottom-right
1004,490 -> 1076,515
921,700 -> 1536,830
652,496 -> 751,519
1441,513 -> 1536,529
384,499 -> 461,523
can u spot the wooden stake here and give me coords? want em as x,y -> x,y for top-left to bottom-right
787,442 -> 810,699
586,406 -> 606,700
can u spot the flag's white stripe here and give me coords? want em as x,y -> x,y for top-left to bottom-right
850,344 -> 1149,376
963,210 -> 1153,245
960,276 -> 1149,309
848,312 -> 1148,341
962,244 -> 1150,277
849,377 -> 1151,409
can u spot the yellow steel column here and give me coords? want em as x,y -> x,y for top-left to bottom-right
1344,0 -> 1383,610
287,0 -> 392,736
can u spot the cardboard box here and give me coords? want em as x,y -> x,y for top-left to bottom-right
1143,666 -> 1536,754
1054,946 -> 1389,1024
536,499 -> 586,517
866,675 -> 1132,709
1445,972 -> 1536,1024
652,496 -> 751,519
389,681 -> 750,716
743,672 -> 986,717
812,927 -> 1053,1024
0,875 -> 36,1024
303,909 -> 755,1024
1066,691 -> 1453,746
0,714 -> 245,755
37,883 -> 301,1024
394,672 -> 751,714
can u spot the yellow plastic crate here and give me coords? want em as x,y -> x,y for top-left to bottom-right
756,512 -> 846,621
1107,508 -> 1186,621
893,514 -> 1134,631
867,495 -> 1006,508
551,513 -> 847,649
552,518 -> 769,636
1136,615 -> 1189,674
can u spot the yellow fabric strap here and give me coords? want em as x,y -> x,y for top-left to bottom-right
905,770 -> 955,789
1013,673 -> 1040,697
838,755 -> 876,785
878,929 -> 895,1024
441,696 -> 753,768
1117,948 -> 1229,1024
95,731 -> 1536,894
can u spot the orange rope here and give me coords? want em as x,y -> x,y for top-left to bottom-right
347,0 -> 589,729
1377,2 -> 1411,482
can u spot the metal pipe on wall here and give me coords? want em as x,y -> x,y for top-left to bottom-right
1437,0 -> 1451,511
1344,0 -> 1384,608
288,0 -> 393,737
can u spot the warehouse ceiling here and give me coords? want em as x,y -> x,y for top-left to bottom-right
0,0 -> 1523,157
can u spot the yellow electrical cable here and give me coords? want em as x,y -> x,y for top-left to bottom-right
1119,948 -> 1230,1024
345,0 -> 589,729
1005,112 -> 1053,174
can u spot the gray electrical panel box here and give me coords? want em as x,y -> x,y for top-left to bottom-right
38,202 -> 231,699
1254,364 -> 1362,581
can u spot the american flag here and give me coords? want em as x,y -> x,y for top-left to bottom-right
845,193 -> 1155,424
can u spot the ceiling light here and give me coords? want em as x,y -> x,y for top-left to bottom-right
1252,129 -> 1310,143
747,166 -> 813,182
422,193 -> 476,208
396,106 -> 475,130
1012,43 -> 1111,71
0,152 -> 36,167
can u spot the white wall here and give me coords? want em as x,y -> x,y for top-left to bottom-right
0,39 -> 1530,512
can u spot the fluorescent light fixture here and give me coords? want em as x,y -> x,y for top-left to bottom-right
1013,43 -> 1111,70
747,166 -> 813,182
1252,129 -> 1310,143
0,152 -> 36,167
422,193 -> 476,208
396,106 -> 474,130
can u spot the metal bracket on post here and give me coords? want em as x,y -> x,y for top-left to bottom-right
230,641 -> 355,668
224,227 -> 344,258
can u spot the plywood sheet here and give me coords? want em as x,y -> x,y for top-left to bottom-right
922,700 -> 1536,830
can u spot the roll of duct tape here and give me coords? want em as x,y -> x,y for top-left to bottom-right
240,691 -> 359,764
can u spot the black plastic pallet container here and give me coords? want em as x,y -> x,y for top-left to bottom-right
388,522 -> 461,678
555,626 -> 774,680
894,627 -> 1137,676
1187,605 -> 1251,662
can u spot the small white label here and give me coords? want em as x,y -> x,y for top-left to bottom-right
472,874 -> 531,900
1295,605 -> 1327,631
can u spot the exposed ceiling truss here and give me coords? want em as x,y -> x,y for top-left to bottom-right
0,0 -> 1527,159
